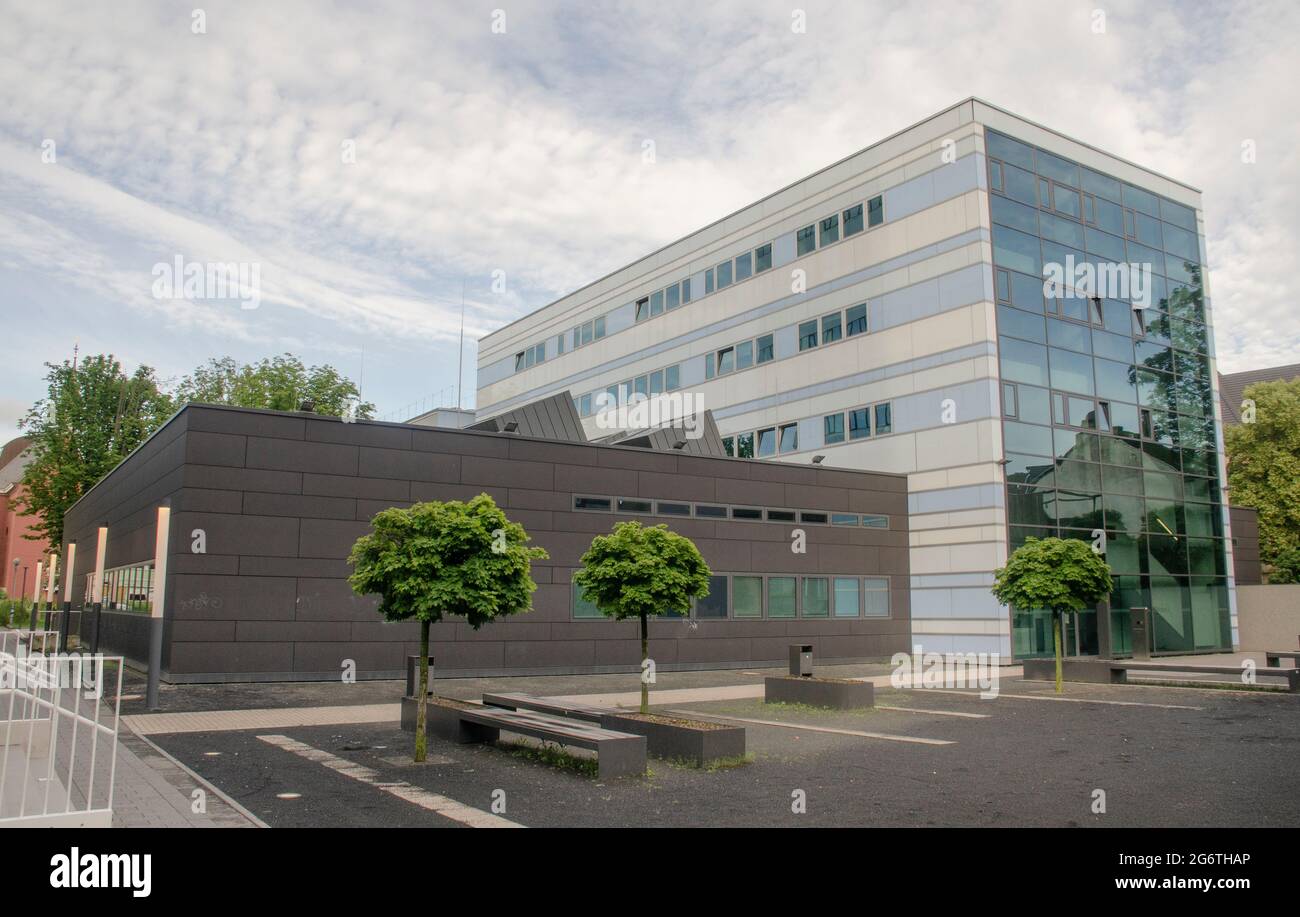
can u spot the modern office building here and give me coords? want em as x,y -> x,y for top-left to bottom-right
476,98 -> 1234,659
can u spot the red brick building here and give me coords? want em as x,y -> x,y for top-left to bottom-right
1,437 -> 51,601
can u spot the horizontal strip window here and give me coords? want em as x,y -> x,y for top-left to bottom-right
574,495 -> 890,529
515,186 -> 891,378
571,572 -> 891,620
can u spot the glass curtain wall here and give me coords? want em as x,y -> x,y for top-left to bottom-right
987,129 -> 1229,657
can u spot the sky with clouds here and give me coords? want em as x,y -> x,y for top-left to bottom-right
1,0 -> 1297,444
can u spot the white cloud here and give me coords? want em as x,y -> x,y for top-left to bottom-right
0,0 -> 1296,428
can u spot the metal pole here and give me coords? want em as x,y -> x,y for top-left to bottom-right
147,507 -> 171,711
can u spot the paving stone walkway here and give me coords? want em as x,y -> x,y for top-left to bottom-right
111,729 -> 264,827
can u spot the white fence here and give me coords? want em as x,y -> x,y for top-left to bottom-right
0,630 -> 123,827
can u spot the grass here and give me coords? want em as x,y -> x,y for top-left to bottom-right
759,700 -> 877,715
499,739 -> 600,778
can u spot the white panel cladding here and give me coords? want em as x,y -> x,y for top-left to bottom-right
772,324 -> 798,360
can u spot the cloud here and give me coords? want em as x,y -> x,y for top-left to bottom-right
0,0 -> 1295,429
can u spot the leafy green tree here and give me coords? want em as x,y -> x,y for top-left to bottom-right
17,355 -> 174,548
1266,545 -> 1300,584
991,537 -> 1113,694
347,495 -> 547,761
175,354 -> 375,419
573,522 -> 711,713
1225,378 -> 1300,571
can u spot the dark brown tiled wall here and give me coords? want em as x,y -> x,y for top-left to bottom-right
65,405 -> 910,682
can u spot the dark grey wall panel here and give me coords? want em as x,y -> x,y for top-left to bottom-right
63,404 -> 912,682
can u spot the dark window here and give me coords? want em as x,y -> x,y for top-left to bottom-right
754,243 -> 772,272
821,312 -> 842,344
735,251 -> 753,282
843,203 -> 864,236
849,408 -> 870,439
779,423 -> 798,453
681,277 -> 692,303
635,298 -> 649,322
665,283 -> 680,309
831,513 -> 859,526
515,352 -> 526,371
819,214 -> 839,246
796,224 -> 816,256
867,195 -> 884,226
716,260 -> 733,288
756,334 -> 775,363
705,268 -> 714,294
799,320 -> 818,351
716,346 -> 735,375
695,504 -> 727,518
574,496 -> 611,511
695,575 -> 728,619
824,413 -> 845,444
650,290 -> 664,316
736,340 -> 754,371
861,515 -> 889,529
767,509 -> 796,522
665,364 -> 680,390
874,402 -> 892,435
736,431 -> 754,458
800,511 -> 828,524
617,498 -> 652,514
757,427 -> 777,457
846,303 -> 867,336
657,502 -> 691,516
731,507 -> 763,520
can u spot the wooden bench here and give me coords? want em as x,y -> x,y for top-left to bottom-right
426,700 -> 646,779
1264,651 -> 1300,669
481,692 -> 607,723
1109,661 -> 1300,692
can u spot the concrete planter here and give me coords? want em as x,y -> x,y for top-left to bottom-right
764,675 -> 874,709
401,696 -> 498,743
599,712 -> 745,765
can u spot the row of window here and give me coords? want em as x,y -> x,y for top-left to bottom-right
571,494 -> 889,528
516,191 -> 888,376
703,300 -> 870,384
574,364 -> 685,417
986,130 -> 1198,237
572,573 -> 891,620
719,401 -> 894,460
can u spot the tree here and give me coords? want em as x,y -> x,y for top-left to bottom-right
17,355 -> 174,547
991,537 -> 1113,694
573,522 -> 711,713
1225,378 -> 1300,572
347,495 -> 547,761
174,354 -> 375,419
1266,545 -> 1300,584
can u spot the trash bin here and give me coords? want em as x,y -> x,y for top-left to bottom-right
405,655 -> 436,697
789,644 -> 813,677
1129,608 -> 1151,660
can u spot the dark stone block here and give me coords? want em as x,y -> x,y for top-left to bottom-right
764,675 -> 875,708
247,436 -> 358,476
599,712 -> 745,765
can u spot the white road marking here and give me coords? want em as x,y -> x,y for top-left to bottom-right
257,734 -> 523,828
875,705 -> 989,719
663,710 -> 954,745
914,689 -> 1203,711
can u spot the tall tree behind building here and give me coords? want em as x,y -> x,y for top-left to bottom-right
17,354 -> 174,547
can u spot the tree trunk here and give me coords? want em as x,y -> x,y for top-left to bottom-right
1053,610 -> 1063,695
640,612 -> 649,715
415,619 -> 430,763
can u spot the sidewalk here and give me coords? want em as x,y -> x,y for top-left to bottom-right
111,727 -> 264,828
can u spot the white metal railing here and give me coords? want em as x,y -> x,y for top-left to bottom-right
0,630 -> 123,827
